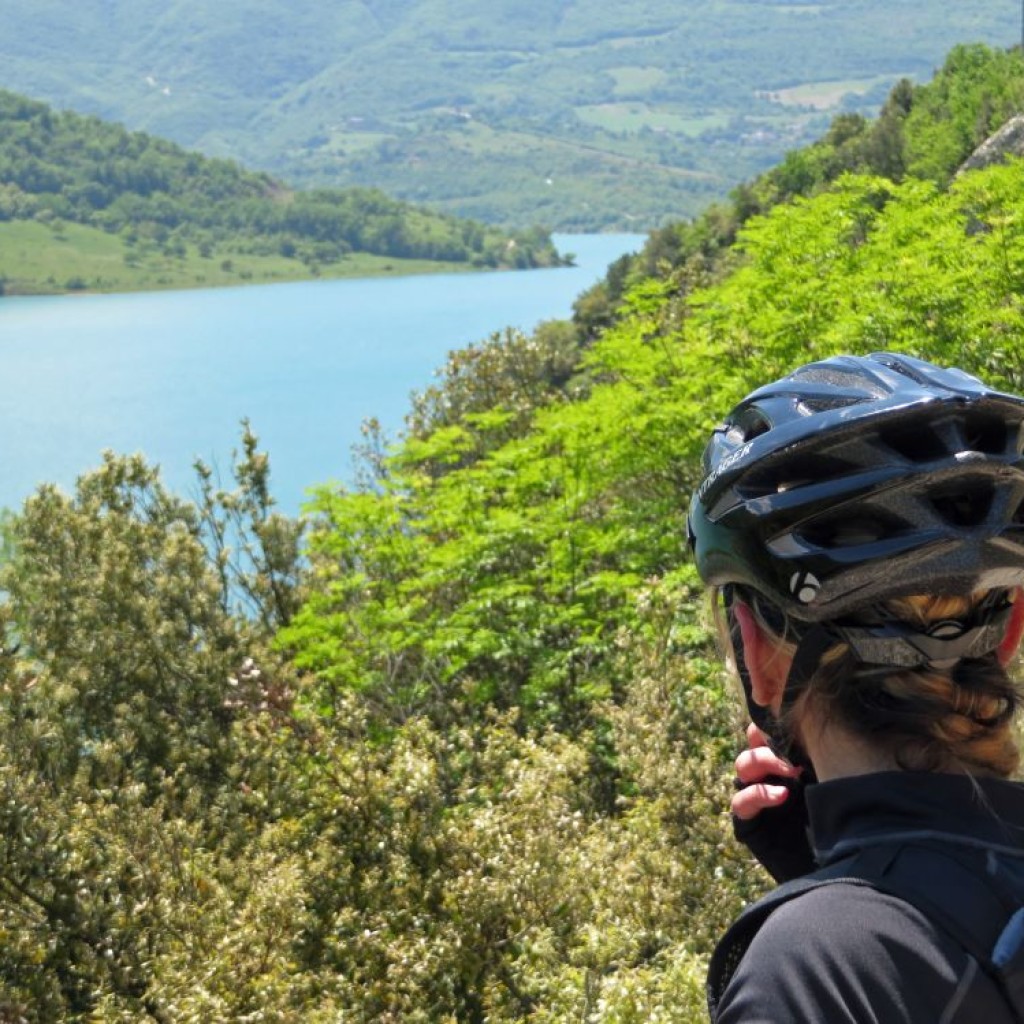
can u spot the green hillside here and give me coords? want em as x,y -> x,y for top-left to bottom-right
0,0 -> 1018,228
0,90 -> 563,295
568,42 -> 1024,342
2,42 -> 1024,1021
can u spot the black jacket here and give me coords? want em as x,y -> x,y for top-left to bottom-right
712,772 -> 1024,1023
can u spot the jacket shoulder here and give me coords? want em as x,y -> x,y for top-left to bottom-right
714,882 -> 996,1023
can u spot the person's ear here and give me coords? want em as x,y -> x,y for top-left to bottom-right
997,588 -> 1024,668
732,601 -> 788,712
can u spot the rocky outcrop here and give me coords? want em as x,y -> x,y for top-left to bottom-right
958,114 -> 1024,174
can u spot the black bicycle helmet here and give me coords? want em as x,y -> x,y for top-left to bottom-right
689,352 -> 1024,629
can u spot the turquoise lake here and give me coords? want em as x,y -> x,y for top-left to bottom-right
0,234 -> 645,514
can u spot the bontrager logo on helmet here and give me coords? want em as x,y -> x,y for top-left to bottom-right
695,440 -> 753,503
688,352 -> 1024,622
790,571 -> 820,604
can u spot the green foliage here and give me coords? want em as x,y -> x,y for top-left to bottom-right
0,431 -> 323,1018
0,89 -> 564,294
0,474 -> 756,1019
285,155 -> 1024,735
261,586 -> 754,1022
407,321 -> 584,449
2,427 -> 302,791
0,509 -> 15,565
0,217 -> 489,296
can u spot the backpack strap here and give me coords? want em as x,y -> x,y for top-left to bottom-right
707,841 -> 1024,1022
995,908 -> 1024,1013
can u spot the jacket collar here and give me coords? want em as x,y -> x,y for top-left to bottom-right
806,772 -> 1024,866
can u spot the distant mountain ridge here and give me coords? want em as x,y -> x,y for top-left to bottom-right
0,0 -> 1018,228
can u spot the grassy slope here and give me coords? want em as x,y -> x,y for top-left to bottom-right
0,0 -> 1017,228
0,220 -> 477,296
0,88 -> 567,295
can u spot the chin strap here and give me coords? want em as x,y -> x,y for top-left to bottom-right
773,623 -> 838,766
726,601 -> 774,737
778,620 -> 840,714
725,596 -> 823,768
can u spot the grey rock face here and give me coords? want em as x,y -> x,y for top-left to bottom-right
958,115 -> 1024,174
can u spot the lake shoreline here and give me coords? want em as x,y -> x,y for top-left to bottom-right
0,221 -> 578,299
0,255 -> 488,299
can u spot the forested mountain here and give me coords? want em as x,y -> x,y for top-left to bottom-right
3,41 -> 1024,1021
0,90 -> 562,294
0,0 -> 1017,228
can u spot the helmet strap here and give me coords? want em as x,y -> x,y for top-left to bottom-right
725,599 -> 775,739
773,623 -> 839,769
724,590 -> 821,768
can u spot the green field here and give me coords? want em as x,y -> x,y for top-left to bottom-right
0,220 -> 475,296
576,103 -> 730,136
302,129 -> 397,159
608,65 -> 670,96
772,74 -> 914,109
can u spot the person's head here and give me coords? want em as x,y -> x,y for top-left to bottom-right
688,352 -> 1024,777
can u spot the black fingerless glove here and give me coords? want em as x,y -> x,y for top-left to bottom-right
732,774 -> 816,883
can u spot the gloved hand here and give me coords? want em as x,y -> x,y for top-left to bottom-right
731,723 -> 817,882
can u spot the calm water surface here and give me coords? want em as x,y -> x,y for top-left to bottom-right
0,234 -> 644,513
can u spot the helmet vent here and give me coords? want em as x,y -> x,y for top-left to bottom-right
797,397 -> 862,415
736,410 -> 772,443
961,412 -> 1007,455
798,509 -> 908,549
738,454 -> 854,499
929,483 -> 994,527
879,423 -> 949,462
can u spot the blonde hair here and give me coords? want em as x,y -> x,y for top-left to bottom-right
718,588 -> 1022,777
